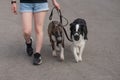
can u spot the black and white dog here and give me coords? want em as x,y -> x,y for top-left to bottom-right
70,18 -> 88,62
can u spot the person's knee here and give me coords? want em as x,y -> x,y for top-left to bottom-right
36,29 -> 43,35
35,26 -> 43,35
23,30 -> 31,37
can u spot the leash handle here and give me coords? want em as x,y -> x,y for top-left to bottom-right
58,10 -> 69,26
57,9 -> 62,24
49,7 -> 72,42
49,7 -> 55,21
49,7 -> 62,23
49,7 -> 68,26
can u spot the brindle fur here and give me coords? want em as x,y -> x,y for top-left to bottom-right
48,21 -> 65,60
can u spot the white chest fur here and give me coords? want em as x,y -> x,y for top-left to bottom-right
72,35 -> 86,62
72,35 -> 86,47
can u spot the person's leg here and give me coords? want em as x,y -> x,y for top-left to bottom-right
32,11 -> 47,65
21,12 -> 33,56
22,12 -> 32,43
33,11 -> 47,53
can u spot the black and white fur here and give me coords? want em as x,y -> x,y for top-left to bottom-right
70,18 -> 88,62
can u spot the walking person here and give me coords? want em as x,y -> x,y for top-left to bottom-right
11,0 -> 60,65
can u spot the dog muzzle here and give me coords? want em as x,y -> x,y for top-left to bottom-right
57,37 -> 62,42
73,33 -> 80,41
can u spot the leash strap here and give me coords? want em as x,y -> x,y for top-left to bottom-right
62,27 -> 73,42
49,7 -> 68,26
49,7 -> 73,42
49,7 -> 55,21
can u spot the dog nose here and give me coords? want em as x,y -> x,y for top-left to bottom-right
74,35 -> 80,41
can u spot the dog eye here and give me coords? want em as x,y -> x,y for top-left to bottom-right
78,28 -> 81,31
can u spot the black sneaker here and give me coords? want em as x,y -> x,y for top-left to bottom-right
25,38 -> 33,56
33,53 -> 42,65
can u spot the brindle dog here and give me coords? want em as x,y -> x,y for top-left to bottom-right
48,21 -> 65,61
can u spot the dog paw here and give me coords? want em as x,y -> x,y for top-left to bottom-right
60,58 -> 64,61
56,47 -> 60,51
75,58 -> 79,63
75,60 -> 79,63
60,55 -> 64,61
52,51 -> 57,57
78,57 -> 82,62
75,57 -> 82,63
53,54 -> 57,57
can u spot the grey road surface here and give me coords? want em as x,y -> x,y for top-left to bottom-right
0,0 -> 120,80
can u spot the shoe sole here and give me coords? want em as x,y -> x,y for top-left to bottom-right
33,60 -> 42,65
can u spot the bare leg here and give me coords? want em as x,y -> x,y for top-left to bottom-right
21,12 -> 32,43
33,11 -> 47,53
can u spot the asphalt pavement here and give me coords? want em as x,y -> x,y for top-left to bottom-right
0,0 -> 120,80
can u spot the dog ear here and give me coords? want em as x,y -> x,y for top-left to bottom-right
70,23 -> 74,31
83,24 -> 88,40
70,23 -> 73,39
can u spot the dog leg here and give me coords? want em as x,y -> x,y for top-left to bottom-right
73,46 -> 79,63
52,50 -> 57,57
78,44 -> 85,62
60,44 -> 64,61
76,47 -> 80,55
49,35 -> 57,57
51,41 -> 57,57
